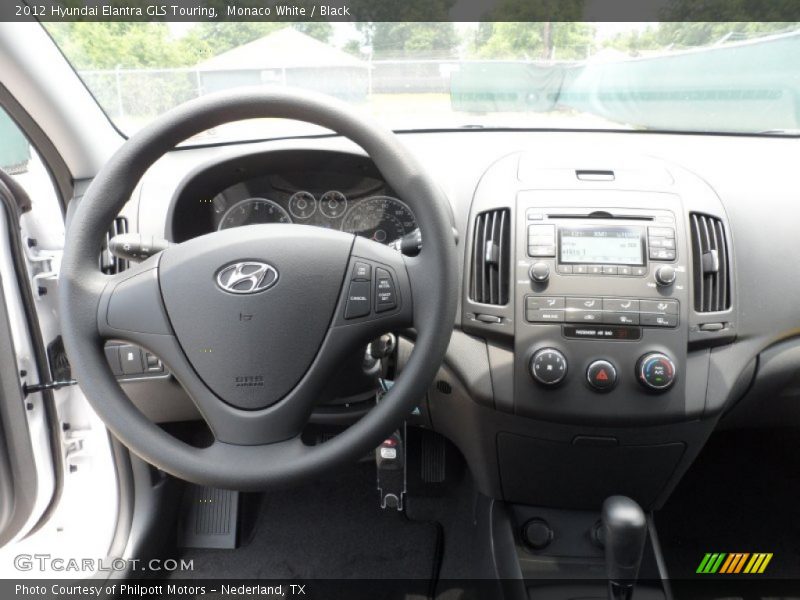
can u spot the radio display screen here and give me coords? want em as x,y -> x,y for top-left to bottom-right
559,226 -> 645,265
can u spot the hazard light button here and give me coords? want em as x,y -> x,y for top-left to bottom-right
587,360 -> 617,392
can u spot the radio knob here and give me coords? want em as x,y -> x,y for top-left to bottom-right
530,348 -> 568,386
655,265 -> 677,286
637,352 -> 676,391
529,262 -> 550,283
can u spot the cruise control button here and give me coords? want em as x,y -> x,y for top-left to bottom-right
374,268 -> 397,312
526,309 -> 565,323
603,312 -> 640,325
587,360 -> 617,391
640,299 -> 679,314
567,297 -> 601,310
345,281 -> 371,319
640,313 -> 678,327
567,309 -> 603,323
352,262 -> 371,281
526,296 -> 565,310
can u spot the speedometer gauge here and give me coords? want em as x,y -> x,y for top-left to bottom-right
218,198 -> 291,230
341,196 -> 416,245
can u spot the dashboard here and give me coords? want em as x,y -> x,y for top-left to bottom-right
167,150 -> 417,246
116,129 -> 800,512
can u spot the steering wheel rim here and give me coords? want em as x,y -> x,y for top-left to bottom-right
59,88 -> 458,490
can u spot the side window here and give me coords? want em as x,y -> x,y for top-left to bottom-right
0,106 -> 30,175
0,106 -> 62,230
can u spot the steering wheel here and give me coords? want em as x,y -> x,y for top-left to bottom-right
59,89 -> 458,490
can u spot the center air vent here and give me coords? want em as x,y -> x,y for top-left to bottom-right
469,209 -> 510,305
100,216 -> 129,275
690,213 -> 730,312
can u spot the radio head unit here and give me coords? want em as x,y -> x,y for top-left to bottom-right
558,225 -> 645,266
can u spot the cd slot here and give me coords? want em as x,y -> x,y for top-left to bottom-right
547,212 -> 654,221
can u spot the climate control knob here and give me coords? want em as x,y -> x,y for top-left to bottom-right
530,348 -> 568,386
637,352 -> 676,391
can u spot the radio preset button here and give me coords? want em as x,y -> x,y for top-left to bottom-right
529,245 -> 556,257
588,266 -> 603,275
603,265 -> 618,275
648,227 -> 675,239
632,267 -> 647,276
557,264 -> 573,274
650,248 -> 676,261
573,265 -> 588,274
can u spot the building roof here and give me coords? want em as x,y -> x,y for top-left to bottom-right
196,28 -> 365,71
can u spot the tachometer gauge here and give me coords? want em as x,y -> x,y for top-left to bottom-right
341,196 -> 416,245
288,191 -> 317,220
319,190 -> 348,219
218,198 -> 291,230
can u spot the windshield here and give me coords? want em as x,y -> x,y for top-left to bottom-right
46,22 -> 800,140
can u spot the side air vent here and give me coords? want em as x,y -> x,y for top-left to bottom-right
100,216 -> 129,275
690,213 -> 730,312
469,209 -> 511,305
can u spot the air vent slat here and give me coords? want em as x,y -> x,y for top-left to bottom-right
690,213 -> 730,313
469,208 -> 510,306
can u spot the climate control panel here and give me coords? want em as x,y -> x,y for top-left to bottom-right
529,347 -> 676,394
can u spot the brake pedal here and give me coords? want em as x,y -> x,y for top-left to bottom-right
177,485 -> 239,549
376,424 -> 407,511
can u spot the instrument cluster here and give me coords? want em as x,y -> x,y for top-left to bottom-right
212,188 -> 417,247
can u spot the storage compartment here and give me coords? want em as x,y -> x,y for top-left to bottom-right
498,433 -> 685,510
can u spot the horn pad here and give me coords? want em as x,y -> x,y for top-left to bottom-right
159,225 -> 353,410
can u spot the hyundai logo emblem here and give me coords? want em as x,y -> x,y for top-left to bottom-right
216,261 -> 279,295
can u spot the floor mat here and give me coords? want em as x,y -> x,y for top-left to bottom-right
656,429 -> 800,583
177,462 -> 441,582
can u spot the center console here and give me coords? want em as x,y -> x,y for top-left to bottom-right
512,198 -> 691,425
436,151 -> 740,512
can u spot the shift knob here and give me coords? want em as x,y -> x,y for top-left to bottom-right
602,495 -> 647,598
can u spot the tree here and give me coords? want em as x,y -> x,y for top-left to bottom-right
361,23 -> 460,58
46,22 -> 193,69
471,22 -> 595,60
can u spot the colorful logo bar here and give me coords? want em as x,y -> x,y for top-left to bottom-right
696,553 -> 773,574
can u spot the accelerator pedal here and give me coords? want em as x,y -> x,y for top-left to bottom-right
177,485 -> 239,549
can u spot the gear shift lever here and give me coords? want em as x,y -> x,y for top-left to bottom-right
602,496 -> 647,600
